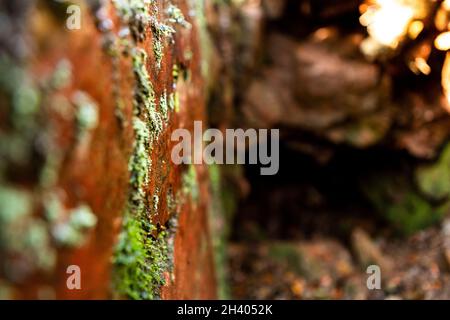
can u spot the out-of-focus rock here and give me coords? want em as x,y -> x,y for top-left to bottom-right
262,0 -> 286,19
242,32 -> 392,149
0,0 -> 219,300
351,228 -> 394,274
269,240 -> 354,282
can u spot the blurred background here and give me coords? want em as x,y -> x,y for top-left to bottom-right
1,0 -> 450,300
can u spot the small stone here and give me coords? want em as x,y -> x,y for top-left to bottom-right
351,228 -> 394,274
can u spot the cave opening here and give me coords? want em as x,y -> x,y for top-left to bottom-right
225,0 -> 450,300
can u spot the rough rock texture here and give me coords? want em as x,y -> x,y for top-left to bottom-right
0,0 -> 219,299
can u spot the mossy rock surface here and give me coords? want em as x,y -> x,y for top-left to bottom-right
361,169 -> 449,235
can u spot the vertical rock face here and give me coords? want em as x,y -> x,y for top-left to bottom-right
0,0 -> 217,299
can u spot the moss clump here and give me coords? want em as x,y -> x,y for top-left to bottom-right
113,103 -> 170,300
112,0 -> 175,70
113,0 -> 154,43
131,48 -> 163,138
150,21 -> 175,70
131,48 -> 155,115
111,0 -> 188,301
415,143 -> 450,201
361,173 -> 448,235
113,215 -> 170,300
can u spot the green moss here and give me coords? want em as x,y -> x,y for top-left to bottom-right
110,0 -> 194,300
113,105 -> 171,300
113,213 -> 171,300
360,144 -> 450,235
415,143 -> 450,201
112,0 -> 176,71
131,48 -> 163,139
113,0 -> 154,43
361,174 -> 448,235
113,214 -> 167,299
0,186 -> 32,224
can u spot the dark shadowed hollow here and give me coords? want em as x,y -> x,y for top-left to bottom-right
1,0 -> 450,300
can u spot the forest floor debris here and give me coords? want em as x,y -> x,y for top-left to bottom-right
229,217 -> 450,300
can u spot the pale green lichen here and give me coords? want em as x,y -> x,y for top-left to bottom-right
0,44 -> 101,290
131,48 -> 155,115
0,186 -> 56,280
0,56 -> 42,174
113,111 -> 173,299
131,48 -> 163,138
110,0 -> 188,300
113,0 -> 154,43
0,55 -> 58,279
167,4 -> 191,29
182,164 -> 199,203
113,111 -> 170,300
150,21 -> 175,70
73,91 -> 99,141
49,59 -> 72,90
113,113 -> 172,298
128,117 -> 151,209
159,91 -> 169,122
51,204 -> 98,248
